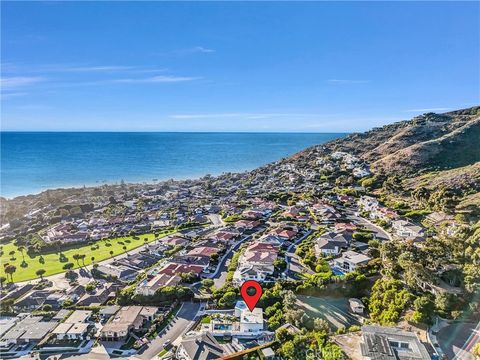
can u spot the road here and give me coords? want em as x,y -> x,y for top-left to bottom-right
133,301 -> 201,360
345,210 -> 391,241
208,235 -> 252,288
285,230 -> 314,280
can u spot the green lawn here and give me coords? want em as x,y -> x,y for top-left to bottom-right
0,230 -> 177,283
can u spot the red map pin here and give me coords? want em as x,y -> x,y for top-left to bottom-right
240,280 -> 263,312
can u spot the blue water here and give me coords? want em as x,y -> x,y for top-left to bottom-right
331,267 -> 346,276
1,132 -> 345,198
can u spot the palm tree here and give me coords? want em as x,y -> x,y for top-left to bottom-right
0,276 -> 6,286
79,254 -> 86,267
17,246 -> 26,262
36,268 -> 46,281
91,256 -> 95,264
8,250 -> 16,260
109,250 -> 114,259
4,264 -> 16,282
72,254 -> 80,267
122,245 -> 127,255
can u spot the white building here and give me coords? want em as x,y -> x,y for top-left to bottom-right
332,250 -> 371,273
391,220 -> 425,241
238,305 -> 263,334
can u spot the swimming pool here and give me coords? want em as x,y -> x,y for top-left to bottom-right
331,267 -> 345,276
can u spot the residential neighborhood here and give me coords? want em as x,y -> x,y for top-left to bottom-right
1,143 -> 478,360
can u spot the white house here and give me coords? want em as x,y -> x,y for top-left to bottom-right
51,310 -> 92,340
232,264 -> 273,286
391,220 -> 425,241
235,301 -> 264,335
332,250 -> 371,273
135,274 -> 181,296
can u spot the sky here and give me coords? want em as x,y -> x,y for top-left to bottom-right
1,1 -> 479,132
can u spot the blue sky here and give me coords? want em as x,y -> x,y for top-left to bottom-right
1,1 -> 479,132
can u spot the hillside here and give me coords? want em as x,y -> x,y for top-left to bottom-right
319,106 -> 480,176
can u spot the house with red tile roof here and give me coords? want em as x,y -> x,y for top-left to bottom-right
187,246 -> 218,258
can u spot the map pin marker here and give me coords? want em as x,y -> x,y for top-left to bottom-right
240,280 -> 263,312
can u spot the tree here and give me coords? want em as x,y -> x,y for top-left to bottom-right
8,250 -> 16,259
79,254 -> 86,266
201,279 -> 214,292
0,276 -> 6,286
91,256 -> 95,264
218,291 -> 237,308
435,292 -> 455,316
412,295 -> 435,325
285,309 -> 305,328
109,250 -> 114,258
123,245 -> 127,255
17,246 -> 26,262
313,318 -> 330,333
472,343 -> 480,358
282,290 -> 297,311
4,264 -> 16,282
279,340 -> 296,359
72,254 -> 81,267
63,262 -> 74,270
274,258 -> 287,271
368,278 -> 412,325
36,268 -> 46,281
276,327 -> 291,343
0,298 -> 14,313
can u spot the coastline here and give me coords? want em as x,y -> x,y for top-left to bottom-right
1,132 -> 347,199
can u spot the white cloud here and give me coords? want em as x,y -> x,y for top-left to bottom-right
188,46 -> 215,54
112,75 -> 201,84
2,63 -> 167,74
159,46 -> 216,57
0,76 -> 45,89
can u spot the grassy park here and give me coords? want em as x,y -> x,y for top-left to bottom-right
0,229 -> 177,283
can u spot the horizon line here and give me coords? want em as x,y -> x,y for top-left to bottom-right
0,130 -> 351,134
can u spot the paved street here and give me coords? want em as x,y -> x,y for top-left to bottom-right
345,209 -> 391,241
209,235 -> 251,288
285,231 -> 314,280
134,301 -> 201,360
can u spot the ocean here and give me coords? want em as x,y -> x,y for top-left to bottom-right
0,132 -> 345,198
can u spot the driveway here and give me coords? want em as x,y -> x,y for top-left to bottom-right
133,301 -> 201,360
